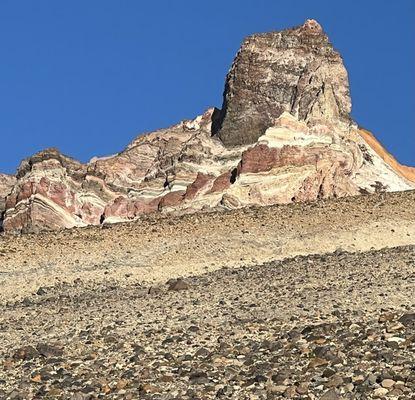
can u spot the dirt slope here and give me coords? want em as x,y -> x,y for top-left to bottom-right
0,191 -> 414,399
0,190 -> 414,304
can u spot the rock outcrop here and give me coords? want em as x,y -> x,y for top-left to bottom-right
0,174 -> 16,230
213,19 -> 351,146
1,20 -> 414,233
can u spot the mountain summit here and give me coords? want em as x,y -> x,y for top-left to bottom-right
1,20 -> 414,233
214,19 -> 351,146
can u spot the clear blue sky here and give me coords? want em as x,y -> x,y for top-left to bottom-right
1,0 -> 414,174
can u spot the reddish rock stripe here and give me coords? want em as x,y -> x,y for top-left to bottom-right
184,172 -> 215,200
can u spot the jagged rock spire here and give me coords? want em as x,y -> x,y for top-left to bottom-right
213,19 -> 352,146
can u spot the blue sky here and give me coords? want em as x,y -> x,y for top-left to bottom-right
0,0 -> 414,173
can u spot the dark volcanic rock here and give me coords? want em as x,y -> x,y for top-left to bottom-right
399,313 -> 415,328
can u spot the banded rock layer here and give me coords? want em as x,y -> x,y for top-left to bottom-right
1,20 -> 414,233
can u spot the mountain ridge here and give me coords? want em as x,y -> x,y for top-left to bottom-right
1,19 -> 414,234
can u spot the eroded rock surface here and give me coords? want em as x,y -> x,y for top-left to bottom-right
1,20 -> 414,233
0,173 -> 16,229
214,19 -> 352,146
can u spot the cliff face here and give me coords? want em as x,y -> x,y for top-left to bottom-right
213,19 -> 351,146
1,20 -> 414,234
0,174 -> 16,230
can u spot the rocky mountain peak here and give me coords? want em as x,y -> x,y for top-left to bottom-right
1,20 -> 414,234
301,18 -> 323,34
213,19 -> 352,146
16,148 -> 86,181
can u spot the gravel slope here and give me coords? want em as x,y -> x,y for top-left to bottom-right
0,191 -> 414,399
0,191 -> 414,304
0,246 -> 414,399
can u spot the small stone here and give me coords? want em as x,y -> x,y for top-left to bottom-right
271,372 -> 289,384
386,322 -> 405,332
139,384 -> 160,394
308,357 -> 329,369
381,379 -> 395,389
30,374 -> 42,383
387,388 -> 403,396
284,386 -> 297,398
352,375 -> 365,385
373,387 -> 389,397
398,313 -> 415,327
47,388 -> 61,396
36,343 -> 63,358
194,347 -> 210,358
188,325 -> 199,332
159,374 -> 174,383
168,278 -> 190,291
80,385 -> 95,394
296,382 -> 309,394
216,386 -> 233,397
13,346 -> 39,360
269,385 -> 287,394
387,336 -> 405,344
320,388 -> 340,400
36,286 -> 48,295
189,371 -> 209,384
102,384 -> 111,394
148,286 -> 162,295
116,379 -> 128,390
378,312 -> 395,323
322,367 -> 336,378
326,375 -> 343,388
366,373 -> 378,386
7,390 -> 25,400
349,323 -> 361,332
344,383 -> 354,392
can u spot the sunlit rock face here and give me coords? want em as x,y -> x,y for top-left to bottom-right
213,19 -> 352,147
0,174 -> 16,230
2,20 -> 414,233
2,149 -> 107,233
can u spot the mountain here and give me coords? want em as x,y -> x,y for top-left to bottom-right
1,19 -> 414,234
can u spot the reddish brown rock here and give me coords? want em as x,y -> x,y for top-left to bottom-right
104,196 -> 159,221
104,196 -> 138,220
3,149 -> 104,233
184,173 -> 215,200
158,191 -> 185,210
238,145 -> 282,174
237,144 -> 354,177
208,171 -> 233,194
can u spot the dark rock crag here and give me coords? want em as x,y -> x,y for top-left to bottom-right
214,19 -> 351,146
